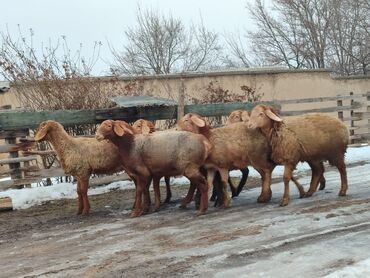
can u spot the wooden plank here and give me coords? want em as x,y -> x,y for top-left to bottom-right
185,102 -> 279,117
0,141 -> 35,154
90,173 -> 131,187
0,101 -> 277,130
282,103 -> 362,116
277,94 -> 364,104
0,110 -> 96,130
25,168 -> 65,178
22,150 -> 56,156
0,177 -> 43,190
0,129 -> 29,139
0,155 -> 38,164
0,165 -> 40,176
0,197 -> 12,211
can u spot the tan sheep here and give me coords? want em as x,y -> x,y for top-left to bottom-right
96,120 -> 212,217
132,119 -> 172,205
248,105 -> 349,206
34,120 -> 122,215
176,113 -> 305,208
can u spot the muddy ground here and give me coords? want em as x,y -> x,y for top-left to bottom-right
1,163 -> 370,278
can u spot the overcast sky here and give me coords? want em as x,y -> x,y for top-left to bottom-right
1,0 -> 261,75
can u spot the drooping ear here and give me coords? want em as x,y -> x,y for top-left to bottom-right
265,108 -> 283,122
34,124 -> 48,141
114,121 -> 134,136
190,114 -> 206,127
241,111 -> 250,122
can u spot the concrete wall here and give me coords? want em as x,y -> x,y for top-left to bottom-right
1,68 -> 370,108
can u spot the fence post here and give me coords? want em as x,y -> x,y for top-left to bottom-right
337,96 -> 343,121
177,76 -> 185,120
2,106 -> 22,181
349,92 -> 355,144
367,92 -> 370,136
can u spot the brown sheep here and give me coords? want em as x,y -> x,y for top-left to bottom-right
177,113 -> 309,208
132,119 -> 172,205
248,105 -> 349,206
228,109 -> 326,192
96,120 -> 212,217
34,120 -> 122,215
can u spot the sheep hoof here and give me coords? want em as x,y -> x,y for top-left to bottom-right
338,190 -> 347,196
164,197 -> 171,203
179,203 -> 187,209
154,206 -> 160,212
257,195 -> 271,203
81,210 -> 90,216
319,184 -> 326,190
197,209 -> 207,216
279,199 -> 289,207
130,210 -> 143,218
304,191 -> 314,198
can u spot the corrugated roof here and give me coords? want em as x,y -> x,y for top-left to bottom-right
109,95 -> 177,108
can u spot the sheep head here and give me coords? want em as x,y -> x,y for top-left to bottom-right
248,105 -> 283,130
226,110 -> 250,125
176,113 -> 209,134
34,120 -> 63,141
132,119 -> 155,135
96,120 -> 133,141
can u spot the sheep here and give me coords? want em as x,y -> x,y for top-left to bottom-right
223,110 -> 251,198
227,109 -> 326,192
248,105 -> 349,206
177,113 -> 292,208
132,119 -> 172,204
34,120 -> 122,215
176,113 -> 310,208
95,119 -> 212,217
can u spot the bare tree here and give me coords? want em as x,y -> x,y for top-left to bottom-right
109,8 -> 221,75
246,0 -> 370,75
0,27 -> 128,111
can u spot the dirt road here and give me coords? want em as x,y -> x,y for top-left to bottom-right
1,161 -> 370,278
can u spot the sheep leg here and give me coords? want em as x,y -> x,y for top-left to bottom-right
142,178 -> 152,214
131,177 -> 149,217
153,176 -> 161,211
185,167 -> 209,215
305,161 -> 325,197
212,172 -> 224,207
180,182 -> 196,209
228,177 -> 237,198
234,167 -> 249,197
280,166 -> 293,206
76,180 -> 83,215
218,169 -> 231,208
291,176 -> 305,198
256,169 -> 272,203
319,173 -> 326,190
80,177 -> 90,215
336,158 -> 348,196
164,176 -> 172,203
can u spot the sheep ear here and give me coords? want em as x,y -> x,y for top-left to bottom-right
142,124 -> 151,135
113,121 -> 133,136
265,109 -> 283,122
34,125 -> 48,141
190,115 -> 206,127
241,111 -> 250,122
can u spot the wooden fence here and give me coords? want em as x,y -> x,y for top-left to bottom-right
0,91 -> 369,191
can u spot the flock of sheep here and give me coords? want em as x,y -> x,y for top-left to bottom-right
34,105 -> 350,217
